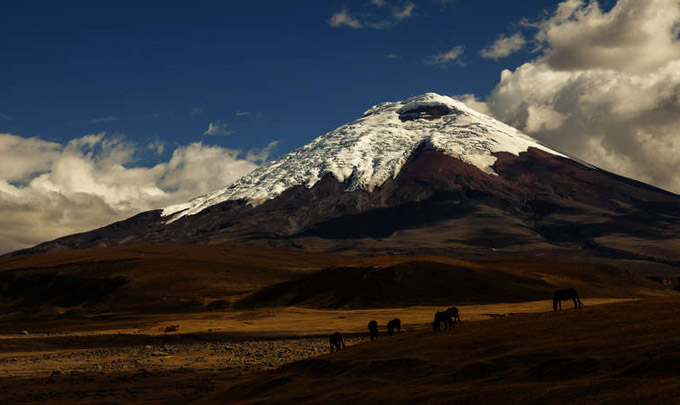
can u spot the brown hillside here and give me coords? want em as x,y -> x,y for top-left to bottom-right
0,244 -> 670,318
237,259 -> 668,308
0,244 -> 353,314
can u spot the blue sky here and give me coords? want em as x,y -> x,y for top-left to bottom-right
1,0 -> 563,162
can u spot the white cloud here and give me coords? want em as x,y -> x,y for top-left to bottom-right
0,134 -> 61,183
0,133 -> 265,253
534,0 -> 680,73
328,1 -> 417,29
386,53 -> 400,59
0,114 -> 12,121
427,45 -> 465,65
456,94 -> 491,115
245,141 -> 279,164
158,142 -> 258,198
394,3 -> 415,21
480,0 -> 680,193
203,121 -> 232,136
523,104 -> 567,133
190,107 -> 203,116
480,33 -> 527,59
87,116 -> 119,124
329,9 -> 363,29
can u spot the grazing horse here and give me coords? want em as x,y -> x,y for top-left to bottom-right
433,311 -> 454,332
387,318 -> 401,336
553,288 -> 583,311
368,320 -> 379,341
446,307 -> 461,324
329,332 -> 346,352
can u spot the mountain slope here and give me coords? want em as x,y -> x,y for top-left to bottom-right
9,93 -> 680,273
163,93 -> 563,221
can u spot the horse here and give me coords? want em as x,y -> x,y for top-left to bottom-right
329,332 -> 346,352
387,318 -> 401,336
553,288 -> 583,311
446,307 -> 461,324
433,311 -> 454,332
368,320 -> 379,341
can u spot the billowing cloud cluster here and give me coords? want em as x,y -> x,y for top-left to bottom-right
0,133 -> 267,253
482,0 -> 680,192
533,0 -> 680,73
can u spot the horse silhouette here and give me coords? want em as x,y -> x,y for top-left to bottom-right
387,318 -> 401,336
433,311 -> 454,332
553,288 -> 583,311
446,307 -> 461,324
329,332 -> 346,352
368,320 -> 379,341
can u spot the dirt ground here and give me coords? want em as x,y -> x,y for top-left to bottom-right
0,299 -> 628,404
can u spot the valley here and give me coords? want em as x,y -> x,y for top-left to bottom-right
0,243 -> 675,403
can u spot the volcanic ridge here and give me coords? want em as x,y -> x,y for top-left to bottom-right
9,93 -> 680,276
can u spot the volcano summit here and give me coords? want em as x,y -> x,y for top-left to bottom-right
12,93 -> 680,273
163,93 -> 563,220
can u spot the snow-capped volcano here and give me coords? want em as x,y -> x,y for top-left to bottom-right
163,93 -> 564,221
14,91 -> 680,272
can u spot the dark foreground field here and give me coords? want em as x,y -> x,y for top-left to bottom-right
206,299 -> 680,405
1,245 -> 679,404
2,299 -> 680,404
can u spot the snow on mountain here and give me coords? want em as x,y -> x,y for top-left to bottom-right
162,93 -> 564,221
